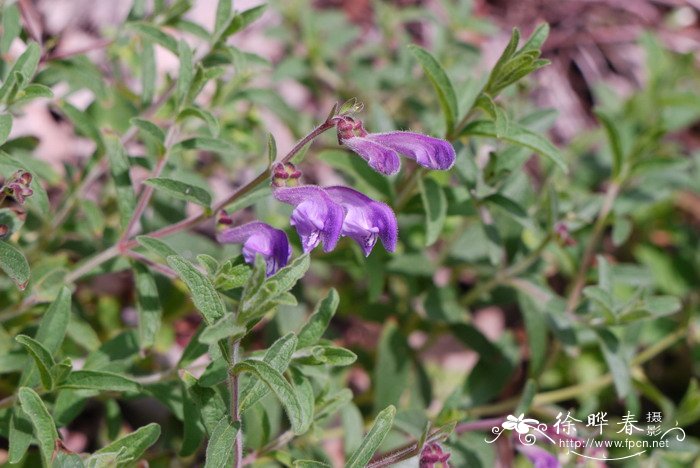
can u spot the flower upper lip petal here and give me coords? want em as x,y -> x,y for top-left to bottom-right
273,185 -> 345,253
365,131 -> 456,170
324,186 -> 398,256
341,136 -> 401,175
216,221 -> 291,276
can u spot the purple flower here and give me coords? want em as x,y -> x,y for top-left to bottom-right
325,186 -> 397,256
273,185 -> 345,253
217,221 -> 291,276
336,118 -> 456,175
516,444 -> 560,468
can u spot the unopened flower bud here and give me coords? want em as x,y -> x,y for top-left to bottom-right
271,162 -> 302,188
420,442 -> 451,467
18,171 -> 32,185
554,222 -> 576,246
218,210 -> 234,225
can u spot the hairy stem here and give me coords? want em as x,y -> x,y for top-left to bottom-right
565,181 -> 621,315
229,338 -> 243,467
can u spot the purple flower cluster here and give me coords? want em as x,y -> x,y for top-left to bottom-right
218,116 -> 455,275
2,171 -> 33,205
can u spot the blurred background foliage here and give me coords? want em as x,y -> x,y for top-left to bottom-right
0,0 -> 699,466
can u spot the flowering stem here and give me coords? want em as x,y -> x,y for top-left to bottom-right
564,181 -> 621,315
229,337 -> 243,467
120,126 -> 180,243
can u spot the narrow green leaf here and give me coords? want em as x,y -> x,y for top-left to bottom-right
214,0 -> 233,37
182,371 -> 227,434
0,114 -> 12,145
199,313 -> 246,345
232,359 -> 308,434
293,461 -> 331,468
16,335 -> 56,390
204,418 -> 239,468
61,370 -> 141,392
8,407 -> 33,463
239,333 -> 298,412
596,329 -> 632,398
408,45 -> 458,133
94,422 -> 161,464
297,288 -> 339,348
106,136 -> 136,229
141,41 -> 156,106
0,5 -> 21,54
462,120 -> 567,172
346,405 -> 396,468
136,236 -> 179,259
177,39 -> 194,107
521,23 -> 550,52
129,22 -> 178,53
595,110 -> 624,178
167,255 -> 226,324
130,118 -> 165,144
295,345 -> 357,366
267,133 -> 277,166
59,101 -> 105,153
144,177 -> 212,207
374,322 -> 410,412
517,293 -> 548,377
172,136 -> 235,154
0,240 -> 30,289
216,5 -> 267,43
18,387 -> 59,467
177,106 -> 220,137
133,262 -> 162,349
36,286 -> 71,354
419,177 -> 447,246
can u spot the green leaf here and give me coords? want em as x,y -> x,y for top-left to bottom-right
215,5 -> 267,44
177,106 -> 220,137
35,287 -> 71,354
0,42 -> 39,102
182,371 -> 227,434
61,370 -> 141,393
141,41 -> 156,106
172,136 -> 235,154
517,293 -> 547,377
346,405 -> 396,468
374,322 -> 411,413
232,359 -> 309,434
59,101 -> 105,153
0,240 -> 30,289
94,422 -> 161,464
144,177 -> 212,207
204,418 -> 239,468
297,288 -> 339,348
521,23 -> 550,52
0,5 -> 21,54
408,44 -> 458,133
167,255 -> 226,324
177,39 -> 194,107
0,114 -> 12,145
295,345 -> 357,366
18,387 -> 59,467
199,313 -> 246,345
595,110 -> 624,178
214,0 -> 233,37
240,333 -> 297,412
294,461 -> 331,468
106,135 -> 136,229
596,329 -> 632,399
8,407 -> 33,463
239,254 -> 310,324
462,120 -> 567,172
16,335 -> 56,390
419,177 -> 447,246
16,83 -> 54,103
133,262 -> 162,349
130,118 -> 165,145
136,235 -> 179,259
128,22 -> 178,53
